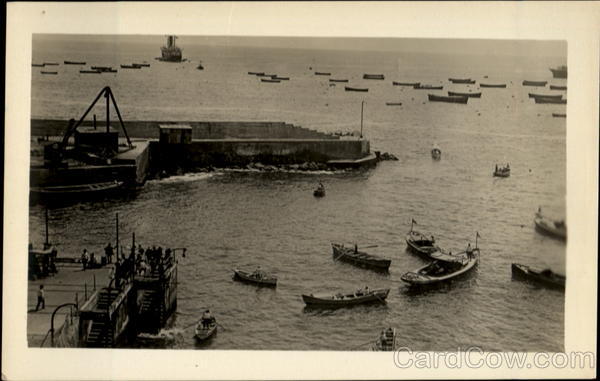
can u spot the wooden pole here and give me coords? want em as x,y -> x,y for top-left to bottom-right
105,90 -> 110,133
45,208 -> 49,246
360,100 -> 364,138
116,213 -> 119,260
93,114 -> 97,130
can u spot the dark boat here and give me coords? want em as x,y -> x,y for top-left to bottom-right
406,228 -> 439,258
552,113 -> 566,118
550,85 -> 567,91
385,102 -> 402,106
91,66 -> 113,72
431,145 -> 442,160
41,71 -> 58,75
195,320 -> 217,342
302,287 -> 390,307
315,72 -> 331,76
363,74 -> 385,80
449,78 -> 475,84
493,165 -> 510,177
393,81 -> 420,86
80,70 -> 101,74
313,185 -> 325,197
232,269 -> 277,287
511,263 -> 565,290
196,64 -> 204,70
528,93 -> 563,99
120,64 -> 141,69
549,65 -> 567,79
261,78 -> 281,83
534,97 -> 566,104
480,83 -> 507,88
64,61 -> 86,65
345,86 -> 369,92
522,80 -> 548,87
401,248 -> 480,286
448,91 -> 481,98
373,328 -> 396,351
248,71 -> 264,75
32,63 -> 45,67
428,94 -> 468,104
30,181 -> 125,200
331,243 -> 391,271
160,35 -> 183,62
272,76 -> 289,81
133,63 -> 151,67
414,84 -> 443,90
43,62 -> 59,66
329,79 -> 349,83
534,213 -> 566,241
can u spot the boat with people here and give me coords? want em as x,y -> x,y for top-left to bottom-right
414,84 -> 443,90
522,80 -> 548,87
528,93 -> 563,99
449,78 -> 475,84
194,312 -> 217,342
363,74 -> 385,80
431,145 -> 442,160
302,287 -> 390,308
428,94 -> 469,104
345,86 -> 369,92
331,243 -> 392,271
329,78 -> 349,83
373,328 -> 396,351
479,83 -> 507,88
448,91 -> 481,98
405,220 -> 439,259
534,97 -> 566,104
401,245 -> 480,287
534,209 -> 566,241
393,81 -> 420,86
493,164 -> 510,177
313,183 -> 326,197
232,268 -> 277,287
64,60 -> 86,65
549,85 -> 567,91
549,65 -> 567,79
511,263 -> 565,291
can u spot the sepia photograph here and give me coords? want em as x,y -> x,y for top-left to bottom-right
4,2 -> 598,380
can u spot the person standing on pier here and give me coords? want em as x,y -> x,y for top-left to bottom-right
35,285 -> 45,311
104,243 -> 114,264
81,249 -> 89,271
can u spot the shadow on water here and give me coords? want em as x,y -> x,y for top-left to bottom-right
302,302 -> 390,315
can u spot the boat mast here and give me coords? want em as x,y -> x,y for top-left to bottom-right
116,213 -> 119,260
360,100 -> 365,138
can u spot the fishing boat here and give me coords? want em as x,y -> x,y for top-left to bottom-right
449,78 -> 475,84
159,35 -> 183,62
511,263 -> 565,291
64,60 -> 86,65
373,328 -> 396,351
401,248 -> 480,287
528,93 -> 563,99
32,63 -> 45,67
345,86 -> 369,92
385,102 -> 403,106
534,213 -> 567,241
414,84 -> 443,90
393,81 -> 420,86
549,85 -> 567,91
522,80 -> 548,87
331,243 -> 391,271
428,94 -> 469,104
41,71 -> 58,75
479,83 -> 506,88
232,269 -> 277,287
493,164 -> 510,177
534,97 -> 566,104
80,70 -> 101,74
315,72 -> 331,76
261,78 -> 281,83
363,74 -> 385,80
194,319 -> 217,342
302,287 -> 390,307
431,145 -> 442,160
406,224 -> 439,258
30,181 -> 125,200
329,79 -> 349,83
549,65 -> 567,79
448,91 -> 482,98
552,113 -> 566,118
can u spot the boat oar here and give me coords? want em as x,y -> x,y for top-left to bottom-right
215,322 -> 226,331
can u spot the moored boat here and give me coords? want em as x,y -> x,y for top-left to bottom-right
32,63 -> 45,67
261,78 -> 281,83
331,243 -> 391,271
393,81 -> 420,86
401,248 -> 480,287
528,93 -> 563,99
315,72 -> 331,76
302,287 -> 390,307
534,97 -> 566,104
449,78 -> 475,84
549,85 -> 567,91
385,102 -> 402,106
232,268 -> 277,287
64,60 -> 86,65
534,213 -> 566,241
549,65 -> 567,79
313,184 -> 326,197
552,113 -> 566,118
414,84 -> 443,90
43,62 -> 59,66
41,71 -> 58,75
80,70 -> 101,74
272,76 -> 289,81
30,180 -> 125,200
448,91 -> 481,98
479,83 -> 506,88
431,145 -> 442,160
120,64 -> 141,69
345,86 -> 369,92
373,328 -> 396,351
329,79 -> 349,83
493,164 -> 510,177
133,63 -> 150,67
428,94 -> 468,104
406,222 -> 439,258
511,263 -> 565,291
522,80 -> 547,87
363,74 -> 385,80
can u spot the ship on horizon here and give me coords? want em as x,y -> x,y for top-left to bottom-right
159,35 -> 182,62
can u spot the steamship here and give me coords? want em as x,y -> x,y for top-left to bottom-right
159,35 -> 183,62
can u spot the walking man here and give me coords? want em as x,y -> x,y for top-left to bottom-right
104,243 -> 114,264
81,249 -> 89,271
35,285 -> 45,311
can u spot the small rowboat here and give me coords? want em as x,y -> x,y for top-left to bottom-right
385,102 -> 402,106
41,71 -> 58,75
534,214 -> 566,241
534,97 -> 566,104
493,166 -> 510,177
373,328 -> 396,351
528,93 -> 563,99
329,79 -> 349,83
393,81 -> 420,86
302,287 -> 390,307
511,263 -> 565,291
345,86 -> 368,92
549,85 -> 567,91
449,78 -> 475,84
479,83 -> 506,88
549,66 -> 567,79
448,91 -> 481,98
233,269 -> 277,287
195,320 -> 217,342
431,146 -> 442,160
363,74 -> 385,80
261,78 -> 281,83
428,94 -> 468,104
406,230 -> 439,258
552,113 -> 566,118
313,186 -> 325,197
401,248 -> 480,286
414,84 -> 443,90
522,80 -> 547,87
30,180 -> 125,199
331,243 -> 391,271
64,61 -> 86,65
315,72 -> 331,76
